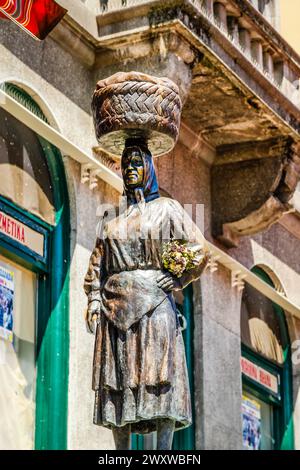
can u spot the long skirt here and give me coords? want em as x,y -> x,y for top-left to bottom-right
92,295 -> 192,434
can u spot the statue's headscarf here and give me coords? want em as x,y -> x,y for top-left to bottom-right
121,140 -> 160,205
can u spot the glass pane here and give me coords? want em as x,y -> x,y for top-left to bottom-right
242,391 -> 274,450
241,282 -> 286,364
0,107 -> 55,225
0,253 -> 37,450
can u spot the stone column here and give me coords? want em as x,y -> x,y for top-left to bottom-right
263,51 -> 274,76
274,60 -> 299,104
205,0 -> 214,15
263,0 -> 274,25
251,39 -> 263,67
274,60 -> 284,86
284,64 -> 300,106
213,2 -> 228,32
227,16 -> 239,43
238,28 -> 251,55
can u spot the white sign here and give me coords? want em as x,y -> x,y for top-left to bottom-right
0,210 -> 44,257
241,356 -> 279,396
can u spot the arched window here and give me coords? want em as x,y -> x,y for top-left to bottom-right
241,266 -> 294,450
241,268 -> 288,364
0,85 -> 55,225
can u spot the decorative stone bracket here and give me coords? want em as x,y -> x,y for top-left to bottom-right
212,138 -> 300,247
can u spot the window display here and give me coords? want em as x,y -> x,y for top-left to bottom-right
0,254 -> 36,450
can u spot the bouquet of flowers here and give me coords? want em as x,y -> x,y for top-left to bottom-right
162,239 -> 207,278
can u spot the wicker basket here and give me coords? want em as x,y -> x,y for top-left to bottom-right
92,72 -> 182,158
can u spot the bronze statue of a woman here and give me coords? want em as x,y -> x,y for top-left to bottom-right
83,72 -> 209,450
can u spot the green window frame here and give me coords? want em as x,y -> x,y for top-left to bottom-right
241,266 -> 294,450
0,83 -> 70,450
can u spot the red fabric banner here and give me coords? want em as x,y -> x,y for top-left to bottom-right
0,0 -> 67,40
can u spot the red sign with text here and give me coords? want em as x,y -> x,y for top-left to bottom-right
0,0 -> 67,40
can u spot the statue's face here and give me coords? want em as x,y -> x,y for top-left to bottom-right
122,149 -> 144,188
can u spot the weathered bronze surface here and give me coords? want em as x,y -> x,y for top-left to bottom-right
84,74 -> 208,450
91,72 -> 182,158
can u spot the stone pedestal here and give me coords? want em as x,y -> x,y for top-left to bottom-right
193,268 -> 243,450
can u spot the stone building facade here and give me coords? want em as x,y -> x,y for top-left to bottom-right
0,0 -> 300,450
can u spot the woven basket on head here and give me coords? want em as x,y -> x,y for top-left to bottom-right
92,72 -> 182,158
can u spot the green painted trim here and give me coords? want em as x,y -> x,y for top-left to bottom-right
131,434 -> 144,450
242,266 -> 294,450
1,84 -> 70,450
34,138 -> 70,450
2,82 -> 50,124
173,284 -> 195,450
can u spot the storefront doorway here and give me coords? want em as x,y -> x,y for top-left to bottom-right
0,84 -> 70,450
240,266 -> 294,450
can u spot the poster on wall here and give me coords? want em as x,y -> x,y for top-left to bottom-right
242,394 -> 261,450
0,265 -> 14,343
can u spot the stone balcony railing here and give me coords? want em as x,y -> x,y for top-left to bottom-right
99,0 -> 148,12
98,0 -> 300,108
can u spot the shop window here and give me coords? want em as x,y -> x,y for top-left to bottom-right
0,106 -> 55,225
242,391 -> 274,450
240,266 -> 294,450
0,254 -> 37,449
241,274 -> 288,364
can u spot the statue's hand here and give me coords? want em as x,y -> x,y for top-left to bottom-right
157,272 -> 181,292
85,299 -> 101,335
